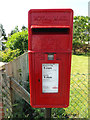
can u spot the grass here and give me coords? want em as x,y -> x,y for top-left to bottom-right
65,74 -> 88,118
71,55 -> 88,74
67,55 -> 88,118
69,55 -> 88,118
52,55 -> 88,118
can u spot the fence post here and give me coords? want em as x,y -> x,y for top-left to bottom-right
0,69 -> 4,119
2,73 -> 13,118
9,77 -> 14,115
45,108 -> 51,119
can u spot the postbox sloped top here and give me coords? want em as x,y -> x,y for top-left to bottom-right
28,9 -> 73,27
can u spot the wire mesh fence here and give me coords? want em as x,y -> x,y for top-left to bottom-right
2,73 -> 88,119
52,73 -> 88,119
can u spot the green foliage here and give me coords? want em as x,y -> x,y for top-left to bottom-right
21,25 -> 28,31
0,51 -> 2,61
73,16 -> 89,54
1,26 -> 28,62
6,30 -> 28,54
52,108 -> 66,118
1,48 -> 21,62
10,26 -> 19,35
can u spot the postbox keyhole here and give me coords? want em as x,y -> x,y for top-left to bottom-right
38,79 -> 40,82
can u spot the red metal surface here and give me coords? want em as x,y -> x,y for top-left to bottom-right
28,9 -> 73,108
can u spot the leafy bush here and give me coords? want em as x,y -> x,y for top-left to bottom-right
73,16 -> 89,54
6,30 -> 28,54
1,48 -> 21,62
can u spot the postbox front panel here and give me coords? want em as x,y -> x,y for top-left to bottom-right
29,53 -> 71,108
28,9 -> 73,108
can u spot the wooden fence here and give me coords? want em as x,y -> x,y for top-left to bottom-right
0,52 -> 30,119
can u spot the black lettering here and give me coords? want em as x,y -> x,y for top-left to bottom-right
46,67 -> 52,69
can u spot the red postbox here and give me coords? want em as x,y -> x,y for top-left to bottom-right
28,9 -> 73,108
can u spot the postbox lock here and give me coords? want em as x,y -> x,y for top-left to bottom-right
48,54 -> 54,60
